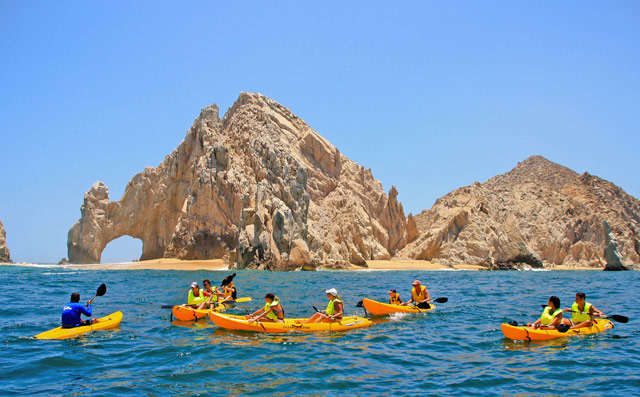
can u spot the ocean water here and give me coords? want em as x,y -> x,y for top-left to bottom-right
0,266 -> 638,396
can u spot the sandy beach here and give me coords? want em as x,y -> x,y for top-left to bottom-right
3,258 -> 612,271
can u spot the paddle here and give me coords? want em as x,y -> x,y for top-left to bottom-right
88,283 -> 107,305
244,309 -> 266,331
508,320 -> 570,333
313,305 -> 342,325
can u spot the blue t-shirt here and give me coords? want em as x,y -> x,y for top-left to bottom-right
61,302 -> 92,328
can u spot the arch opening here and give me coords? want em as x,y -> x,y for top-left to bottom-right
101,235 -> 143,264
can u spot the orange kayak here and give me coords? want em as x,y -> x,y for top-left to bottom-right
362,298 -> 436,315
209,311 -> 373,333
501,319 -> 614,341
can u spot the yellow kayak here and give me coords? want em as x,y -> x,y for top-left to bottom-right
362,298 -> 436,315
209,311 -> 373,333
34,311 -> 123,340
171,297 -> 252,322
501,319 -> 614,341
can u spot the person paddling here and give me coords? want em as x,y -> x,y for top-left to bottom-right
304,288 -> 343,323
404,280 -> 431,308
563,292 -> 605,329
187,282 -> 207,309
246,293 -> 284,323
201,279 -> 221,310
529,296 -> 564,329
388,289 -> 403,305
61,292 -> 94,328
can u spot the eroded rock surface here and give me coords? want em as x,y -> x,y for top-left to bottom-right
0,219 -> 11,263
396,156 -> 640,268
68,93 -> 408,269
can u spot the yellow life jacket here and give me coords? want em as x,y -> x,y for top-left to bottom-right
411,285 -> 427,301
540,306 -> 562,325
326,296 -> 343,317
188,289 -> 205,306
264,299 -> 283,321
571,302 -> 593,323
389,292 -> 402,304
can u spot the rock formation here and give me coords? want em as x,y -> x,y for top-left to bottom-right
0,219 -> 11,263
603,221 -> 631,271
396,156 -> 640,268
68,93 -> 408,269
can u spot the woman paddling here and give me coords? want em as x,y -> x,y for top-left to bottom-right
246,293 -> 284,323
528,296 -> 564,329
304,288 -> 343,323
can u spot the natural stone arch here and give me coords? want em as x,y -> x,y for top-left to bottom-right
101,235 -> 144,263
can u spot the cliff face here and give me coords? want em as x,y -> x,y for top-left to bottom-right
0,220 -> 11,263
68,93 -> 408,269
397,156 -> 640,268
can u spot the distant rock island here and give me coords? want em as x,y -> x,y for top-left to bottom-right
68,93 -> 639,270
0,219 -> 11,263
397,156 -> 639,269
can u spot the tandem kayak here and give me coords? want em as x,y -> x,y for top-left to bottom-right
362,298 -> 436,315
34,311 -> 123,340
501,319 -> 614,341
209,311 -> 373,333
171,297 -> 253,322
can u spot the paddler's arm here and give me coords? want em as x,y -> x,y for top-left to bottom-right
246,308 -> 264,319
589,305 -> 604,317
82,302 -> 92,317
423,288 -> 431,302
331,302 -> 344,320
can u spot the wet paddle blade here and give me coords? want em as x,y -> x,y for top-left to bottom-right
609,314 -> 628,323
356,300 -> 364,307
556,324 -> 570,333
434,297 -> 448,303
96,283 -> 107,297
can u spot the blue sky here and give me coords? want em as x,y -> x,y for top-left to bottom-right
1,2 -> 638,263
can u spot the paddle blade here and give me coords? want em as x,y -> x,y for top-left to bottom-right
556,324 -> 570,333
541,304 -> 547,309
434,297 -> 448,303
508,321 -> 519,326
96,283 -> 107,297
356,300 -> 364,307
609,314 -> 628,323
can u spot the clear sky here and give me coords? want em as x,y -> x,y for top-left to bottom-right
1,1 -> 638,263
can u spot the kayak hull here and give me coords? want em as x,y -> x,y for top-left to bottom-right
34,311 -> 123,340
362,298 -> 435,315
171,297 -> 252,321
501,319 -> 614,341
209,311 -> 373,333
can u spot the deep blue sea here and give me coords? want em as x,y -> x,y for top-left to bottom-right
1,266 -> 638,396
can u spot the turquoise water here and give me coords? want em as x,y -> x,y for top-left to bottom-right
1,266 -> 638,396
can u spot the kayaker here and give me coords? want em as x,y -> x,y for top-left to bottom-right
528,296 -> 564,329
246,293 -> 285,323
388,289 -> 403,305
221,281 -> 236,301
61,292 -> 94,328
304,288 -> 344,323
404,280 -> 431,308
563,292 -> 605,329
202,279 -> 221,310
187,282 -> 207,309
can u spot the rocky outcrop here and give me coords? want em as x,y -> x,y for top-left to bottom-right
0,219 -> 11,263
397,156 -> 640,268
68,93 -> 408,269
603,221 -> 631,271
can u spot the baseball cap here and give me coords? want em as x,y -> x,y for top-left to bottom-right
191,282 -> 199,288
325,288 -> 338,296
411,280 -> 421,285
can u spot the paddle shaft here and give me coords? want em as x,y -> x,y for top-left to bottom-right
313,305 -> 342,325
